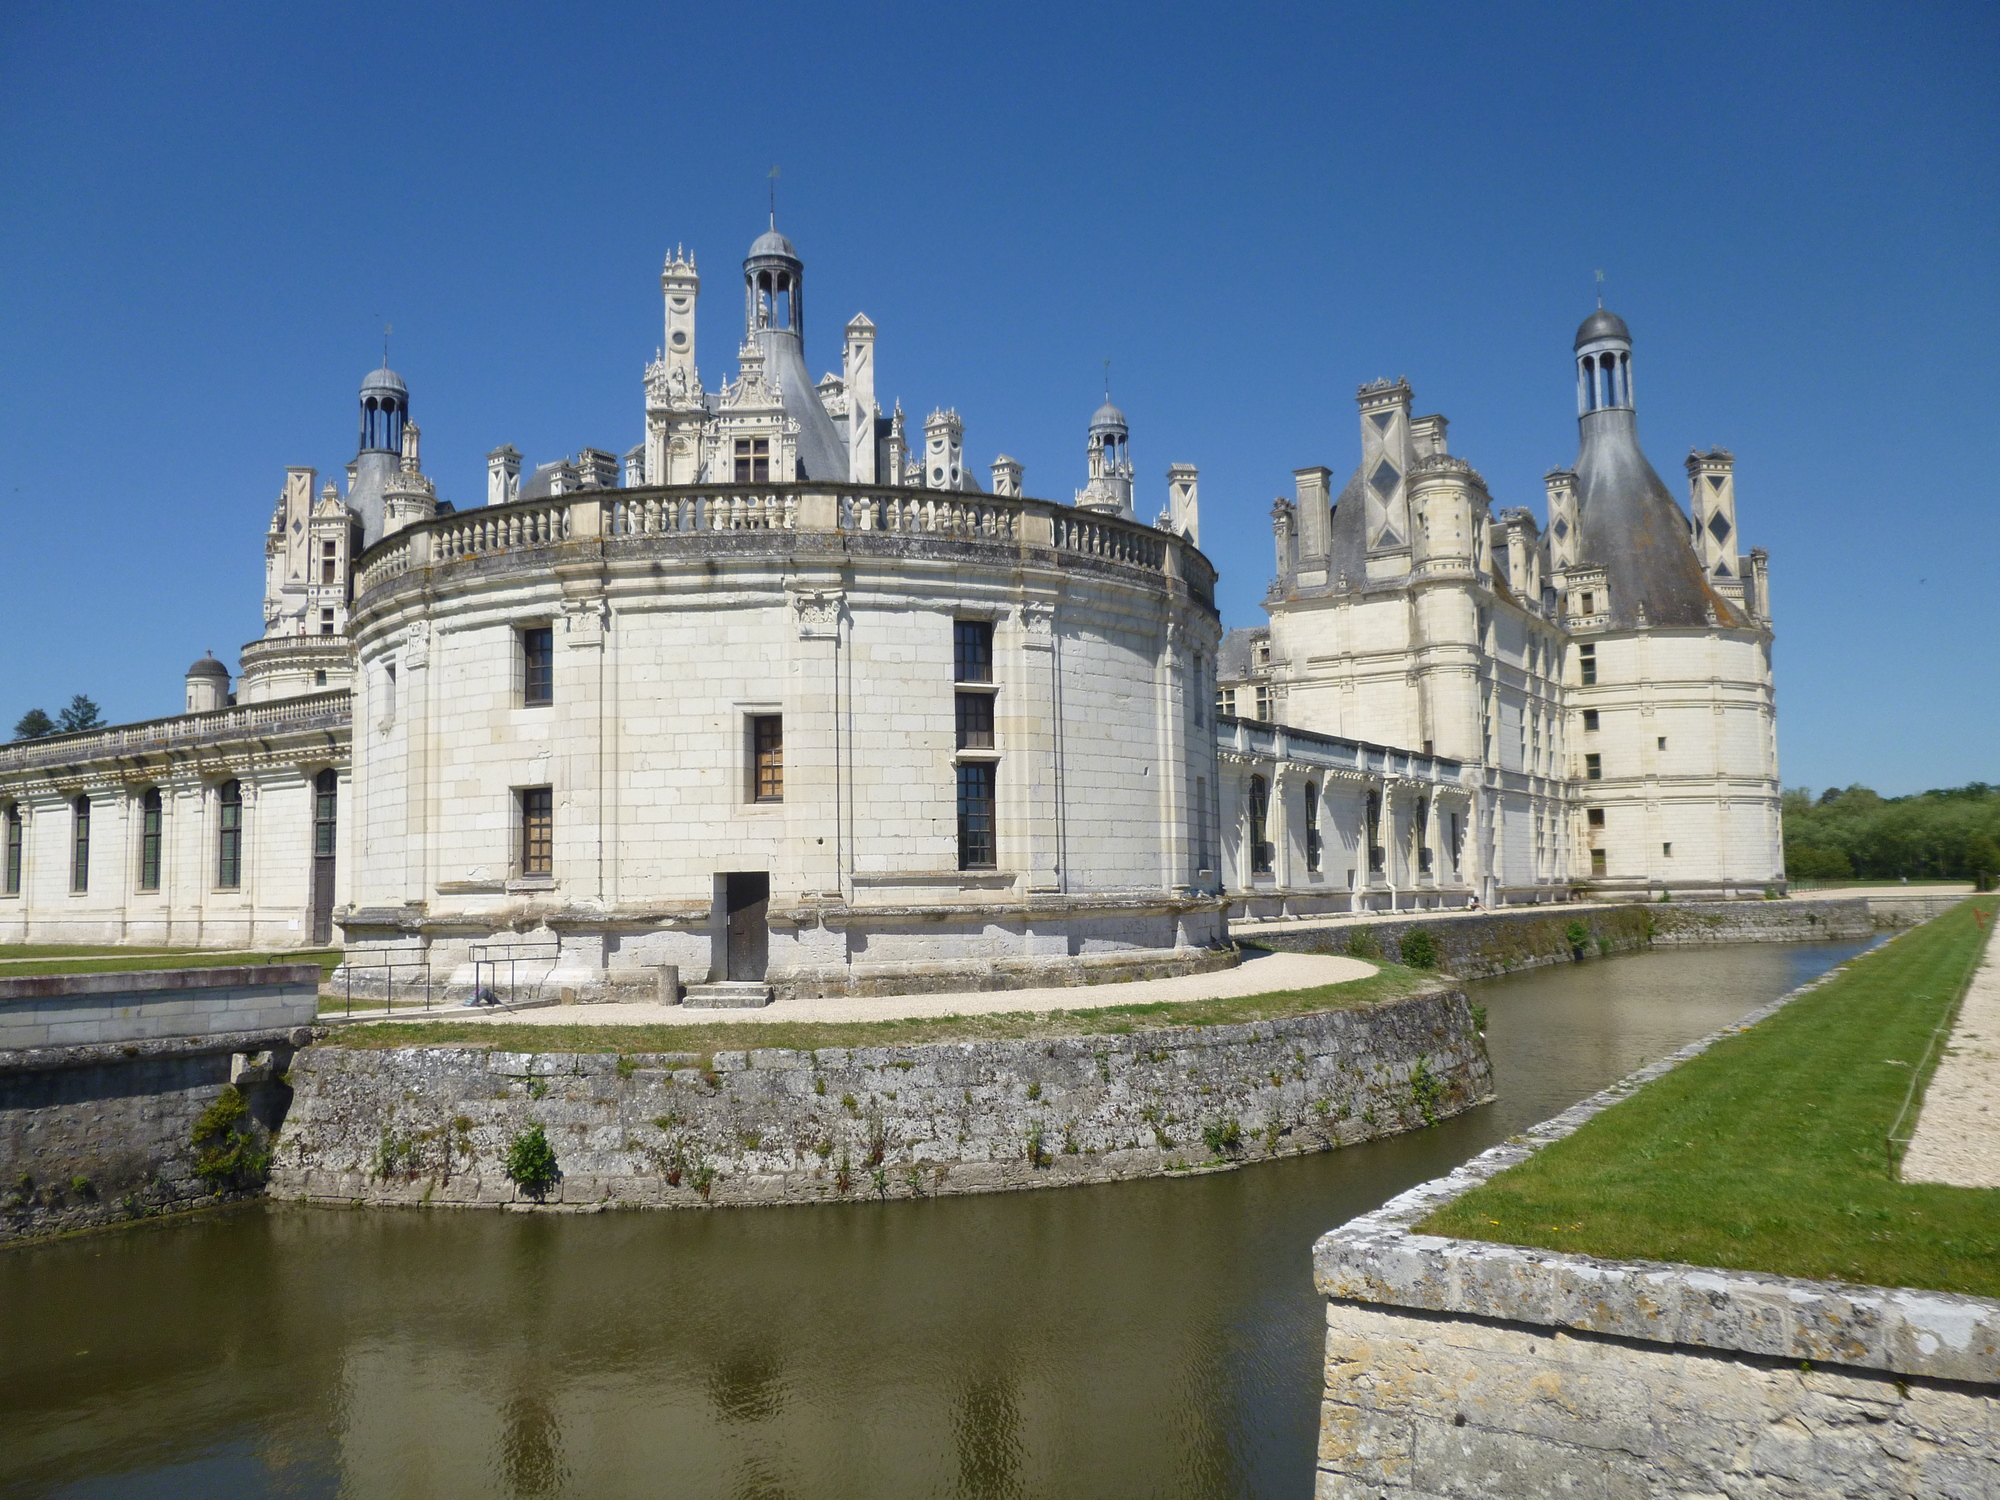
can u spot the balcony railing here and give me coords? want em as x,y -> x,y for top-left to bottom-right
0,691 -> 352,774
353,483 -> 1214,603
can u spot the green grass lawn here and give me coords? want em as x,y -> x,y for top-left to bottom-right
327,960 -> 1438,1058
1423,895 -> 2000,1297
0,947 -> 342,979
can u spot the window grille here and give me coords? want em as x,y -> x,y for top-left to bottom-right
957,762 -> 996,869
71,796 -> 90,893
313,769 -> 338,857
523,626 -> 554,706
1579,644 -> 1597,686
139,788 -> 163,891
953,620 -> 993,683
1248,775 -> 1272,874
753,716 -> 784,801
1254,685 -> 1271,721
1583,709 -> 1599,731
1304,782 -> 1321,873
1585,753 -> 1602,781
521,787 -> 553,875
216,781 -> 243,888
955,691 -> 994,750
733,438 -> 770,483
4,804 -> 20,895
1591,849 -> 1607,876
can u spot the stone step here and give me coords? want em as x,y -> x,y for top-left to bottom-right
681,982 -> 774,1009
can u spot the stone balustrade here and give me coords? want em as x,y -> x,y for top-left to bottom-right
0,691 -> 351,775
351,483 -> 1213,604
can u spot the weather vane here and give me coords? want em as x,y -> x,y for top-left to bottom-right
1595,269 -> 1605,309
769,165 -> 780,228
1103,358 -> 1111,400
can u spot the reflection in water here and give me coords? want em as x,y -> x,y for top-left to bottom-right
0,939 -> 1874,1499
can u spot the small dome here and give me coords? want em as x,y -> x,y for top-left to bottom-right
748,228 -> 798,261
1090,399 -> 1127,431
186,654 -> 230,680
1574,308 -> 1631,349
361,365 -> 408,396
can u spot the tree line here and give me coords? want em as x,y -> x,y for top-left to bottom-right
10,696 -> 104,741
1784,782 -> 2000,888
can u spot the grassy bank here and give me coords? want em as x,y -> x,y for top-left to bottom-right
327,961 -> 1439,1057
1423,896 -> 1999,1297
0,946 -> 342,979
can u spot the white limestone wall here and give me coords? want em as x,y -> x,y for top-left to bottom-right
0,761 -> 350,950
1570,627 -> 1782,896
343,528 -> 1224,995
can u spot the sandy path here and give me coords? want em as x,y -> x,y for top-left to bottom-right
362,948 -> 1376,1029
1902,936 -> 2000,1188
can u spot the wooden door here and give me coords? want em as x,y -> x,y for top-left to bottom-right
724,872 -> 770,981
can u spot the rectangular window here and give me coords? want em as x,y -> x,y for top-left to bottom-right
71,796 -> 90,892
957,762 -> 996,869
1366,791 -> 1384,873
733,437 -> 770,483
752,716 -> 784,802
953,619 -> 994,683
1657,736 -> 1667,751
1587,808 -> 1606,828
523,626 -> 554,706
139,790 -> 163,891
520,787 -> 553,875
1248,776 -> 1272,874
1663,842 -> 1673,857
4,805 -> 21,895
1304,783 -> 1321,873
955,691 -> 994,750
216,781 -> 243,888
1254,685 -> 1271,721
321,541 -> 338,585
1590,849 -> 1607,876
1580,592 -> 1595,615
1579,644 -> 1597,686
1585,753 -> 1602,781
1192,775 -> 1210,874
1218,687 -> 1235,717
1583,709 -> 1600,732
320,608 -> 336,635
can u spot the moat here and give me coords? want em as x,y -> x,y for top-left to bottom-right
0,939 -> 1873,1499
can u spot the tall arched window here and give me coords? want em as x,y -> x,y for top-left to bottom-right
4,804 -> 21,896
1366,790 -> 1384,874
1304,782 -> 1321,873
139,788 -> 163,891
216,781 -> 243,889
71,796 -> 90,892
314,769 -> 338,858
1248,775 -> 1272,875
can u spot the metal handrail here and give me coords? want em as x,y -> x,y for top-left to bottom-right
468,939 -> 562,1008
339,955 -> 433,1019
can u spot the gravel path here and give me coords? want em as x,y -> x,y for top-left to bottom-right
1902,935 -> 2000,1189
364,948 -> 1376,1029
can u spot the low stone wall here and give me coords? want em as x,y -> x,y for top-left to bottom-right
1241,899 -> 1873,979
1,1026 -> 310,1241
1310,960 -> 1998,1498
1864,891 -> 1970,927
271,990 -> 1490,1211
0,964 -> 322,1049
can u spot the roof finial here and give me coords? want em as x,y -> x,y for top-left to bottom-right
768,164 -> 780,229
1595,269 -> 1605,309
1103,357 -> 1111,401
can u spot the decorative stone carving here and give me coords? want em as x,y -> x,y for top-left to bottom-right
791,589 -> 842,641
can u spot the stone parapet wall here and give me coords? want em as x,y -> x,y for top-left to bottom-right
1243,899 -> 1873,979
271,991 -> 1490,1211
0,965 -> 323,1049
1311,954 -> 1998,1498
0,1025 -> 310,1242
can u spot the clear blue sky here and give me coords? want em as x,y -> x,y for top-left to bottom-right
2,1 -> 1993,795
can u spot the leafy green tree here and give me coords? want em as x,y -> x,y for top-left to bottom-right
11,708 -> 55,740
55,695 -> 103,733
1785,781 -> 2000,882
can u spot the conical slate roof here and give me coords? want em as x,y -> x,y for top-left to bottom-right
1574,408 -> 1741,629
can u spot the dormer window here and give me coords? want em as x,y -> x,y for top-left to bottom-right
734,438 -> 770,483
320,540 -> 339,585
1253,640 -> 1271,670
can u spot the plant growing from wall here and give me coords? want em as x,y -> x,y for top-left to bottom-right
1025,1125 -> 1051,1168
1564,919 -> 1590,956
502,1124 -> 559,1198
191,1086 -> 272,1190
1399,928 -> 1440,970
1409,1055 -> 1445,1126
1200,1117 -> 1243,1157
1344,929 -> 1381,960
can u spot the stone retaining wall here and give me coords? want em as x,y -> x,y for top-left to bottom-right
1310,956 -> 1998,1498
271,991 -> 1490,1211
1,1026 -> 310,1241
1243,899 -> 1873,979
0,964 -> 322,1049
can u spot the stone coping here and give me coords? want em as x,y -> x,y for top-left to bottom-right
0,1024 -> 319,1075
0,965 -> 325,1002
1312,947 -> 2000,1386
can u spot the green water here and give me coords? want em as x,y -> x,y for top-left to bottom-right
0,939 -> 1874,1499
